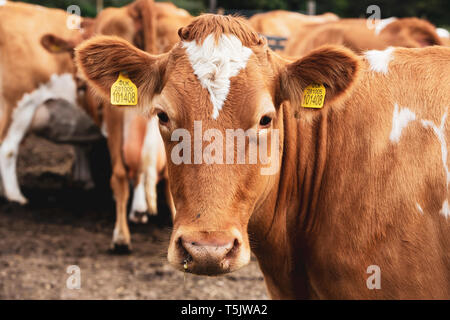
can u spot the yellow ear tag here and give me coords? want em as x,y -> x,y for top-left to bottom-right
50,44 -> 62,52
111,72 -> 138,106
302,83 -> 326,109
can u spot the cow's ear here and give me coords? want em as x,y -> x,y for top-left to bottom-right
75,36 -> 167,106
279,45 -> 360,116
41,34 -> 76,55
127,0 -> 157,53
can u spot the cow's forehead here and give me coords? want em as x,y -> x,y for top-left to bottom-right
179,33 -> 254,120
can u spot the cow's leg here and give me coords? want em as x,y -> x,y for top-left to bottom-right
164,174 -> 176,221
0,99 -> 41,205
105,107 -> 131,253
143,117 -> 163,216
124,113 -> 149,224
144,165 -> 158,216
129,172 -> 149,224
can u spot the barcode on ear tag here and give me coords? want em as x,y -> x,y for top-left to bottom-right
302,83 -> 326,109
111,72 -> 138,106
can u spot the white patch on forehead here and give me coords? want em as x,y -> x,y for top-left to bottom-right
436,28 -> 450,39
182,34 -> 253,119
421,111 -> 449,188
374,17 -> 397,35
416,203 -> 424,214
365,47 -> 394,74
389,103 -> 416,143
439,200 -> 449,219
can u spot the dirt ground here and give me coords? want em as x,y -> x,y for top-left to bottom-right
0,190 -> 268,300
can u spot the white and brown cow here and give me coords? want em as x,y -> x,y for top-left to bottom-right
249,10 -> 339,39
285,17 -> 443,56
41,0 -> 174,252
0,0 -> 169,252
76,14 -> 449,298
0,2 -> 82,204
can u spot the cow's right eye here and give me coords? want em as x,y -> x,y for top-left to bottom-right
157,111 -> 169,125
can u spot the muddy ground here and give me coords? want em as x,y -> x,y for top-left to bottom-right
0,189 -> 268,300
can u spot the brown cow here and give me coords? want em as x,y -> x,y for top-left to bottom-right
249,10 -> 338,38
76,14 -> 449,298
41,0 -> 174,252
285,17 -> 443,56
0,2 -> 83,204
154,2 -> 193,53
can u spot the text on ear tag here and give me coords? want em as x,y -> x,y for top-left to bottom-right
302,83 -> 326,109
111,72 -> 138,106
50,44 -> 62,52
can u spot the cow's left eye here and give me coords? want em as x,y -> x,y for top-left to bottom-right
157,111 -> 169,125
259,115 -> 272,128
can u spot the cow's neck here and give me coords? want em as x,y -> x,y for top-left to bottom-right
249,103 -> 330,299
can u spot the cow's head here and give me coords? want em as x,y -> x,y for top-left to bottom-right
41,0 -> 158,127
75,14 -> 360,275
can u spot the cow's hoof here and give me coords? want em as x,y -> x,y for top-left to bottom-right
6,194 -> 28,206
129,211 -> 149,224
109,243 -> 132,255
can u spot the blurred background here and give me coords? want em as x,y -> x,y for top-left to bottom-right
14,0 -> 450,28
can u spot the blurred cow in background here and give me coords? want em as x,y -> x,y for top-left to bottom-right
42,0 -> 176,252
154,2 -> 193,53
249,10 -> 339,39
285,17 -> 443,56
0,2 -> 85,204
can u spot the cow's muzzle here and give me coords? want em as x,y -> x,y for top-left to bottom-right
168,229 -> 250,275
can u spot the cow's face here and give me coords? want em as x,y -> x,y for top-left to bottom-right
76,15 -> 360,276
153,36 -> 282,275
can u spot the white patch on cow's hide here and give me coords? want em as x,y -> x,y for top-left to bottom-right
436,28 -> 450,39
0,0 -> 6,6
129,173 -> 148,223
421,111 -> 449,188
439,200 -> 449,219
141,117 -> 160,215
182,34 -> 253,119
0,73 -> 76,204
389,103 -> 416,143
416,203 -> 424,214
100,120 -> 108,138
365,47 -> 395,74
374,17 -> 397,35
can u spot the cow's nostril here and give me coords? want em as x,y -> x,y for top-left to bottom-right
179,235 -> 239,263
177,237 -> 192,263
226,238 -> 240,259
